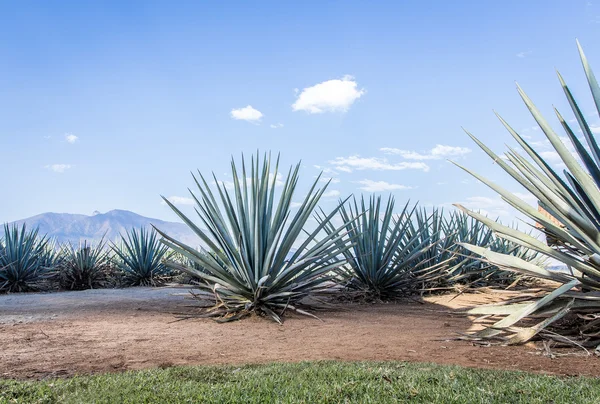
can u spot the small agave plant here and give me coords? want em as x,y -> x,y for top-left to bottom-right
453,41 -> 600,345
0,224 -> 56,292
157,152 -> 352,323
57,238 -> 113,290
318,195 -> 450,300
112,227 -> 170,286
401,208 -> 539,291
439,210 -> 540,287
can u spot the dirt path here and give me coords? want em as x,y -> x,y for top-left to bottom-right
0,287 -> 597,379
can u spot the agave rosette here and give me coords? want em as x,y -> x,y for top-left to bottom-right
157,153 -> 353,323
112,227 -> 170,286
453,41 -> 600,345
58,238 -> 113,290
318,195 -> 451,300
0,224 -> 56,292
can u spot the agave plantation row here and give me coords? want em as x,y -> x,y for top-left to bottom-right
0,202 -> 535,297
0,225 -> 174,292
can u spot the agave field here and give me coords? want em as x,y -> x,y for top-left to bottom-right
3,43 -> 600,353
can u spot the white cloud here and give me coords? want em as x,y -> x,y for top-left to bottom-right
381,145 -> 471,160
45,164 -> 71,173
516,50 -> 532,58
318,176 -> 340,184
270,123 -> 284,129
290,201 -> 303,208
292,75 -> 365,114
314,165 -> 339,175
162,196 -> 195,206
357,180 -> 412,192
590,124 -> 600,135
329,155 -> 430,172
230,105 -> 263,122
461,196 -> 511,219
322,190 -> 341,198
65,133 -> 78,143
336,166 -> 353,173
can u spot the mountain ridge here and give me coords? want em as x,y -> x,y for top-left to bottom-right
2,209 -> 201,247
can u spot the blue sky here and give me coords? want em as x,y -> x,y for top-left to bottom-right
2,0 -> 600,224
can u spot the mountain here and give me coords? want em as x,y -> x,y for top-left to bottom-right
3,209 -> 201,247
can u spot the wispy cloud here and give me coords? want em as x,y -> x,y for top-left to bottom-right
329,156 -> 429,172
45,164 -> 71,173
318,176 -> 340,184
162,196 -> 195,206
322,189 -> 341,198
357,179 -> 412,192
292,75 -> 365,114
270,123 -> 284,129
65,133 -> 78,144
516,50 -> 532,58
461,196 -> 511,218
314,165 -> 339,175
230,105 -> 263,122
380,144 -> 471,160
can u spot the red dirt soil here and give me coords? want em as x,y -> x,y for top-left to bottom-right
0,287 -> 598,380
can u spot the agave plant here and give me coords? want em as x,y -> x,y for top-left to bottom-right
156,152 -> 352,323
112,227 -> 170,286
318,195 -> 451,300
57,239 -> 113,290
452,41 -> 600,345
408,208 -> 540,290
0,224 -> 56,292
409,208 -> 463,290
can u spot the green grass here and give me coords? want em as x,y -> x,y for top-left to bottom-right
1,361 -> 599,403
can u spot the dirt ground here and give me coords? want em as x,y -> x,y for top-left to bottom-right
1,286 -> 598,380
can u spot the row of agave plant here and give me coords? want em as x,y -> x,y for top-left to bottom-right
0,203 -> 535,297
0,197 -> 535,298
0,225 -> 172,292
156,153 -> 540,323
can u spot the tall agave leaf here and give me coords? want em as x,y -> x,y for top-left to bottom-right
58,238 -> 114,290
452,41 -> 600,345
112,227 -> 170,286
156,152 -> 352,323
0,224 -> 56,292
318,195 -> 450,300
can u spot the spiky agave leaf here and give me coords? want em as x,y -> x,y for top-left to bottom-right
57,238 -> 114,290
318,195 -> 450,300
0,224 -> 56,292
452,41 -> 600,345
112,227 -> 170,286
156,152 -> 351,323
